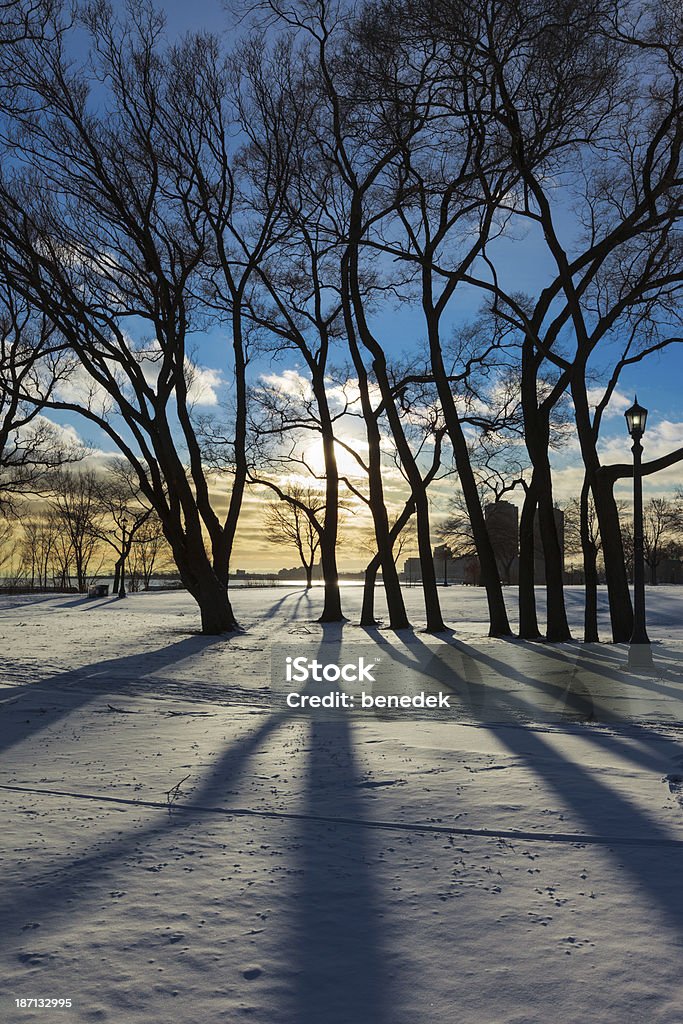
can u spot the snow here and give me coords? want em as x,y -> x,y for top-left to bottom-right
1,585 -> 682,1023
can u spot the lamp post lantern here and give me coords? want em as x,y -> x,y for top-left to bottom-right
624,396 -> 652,669
118,519 -> 128,599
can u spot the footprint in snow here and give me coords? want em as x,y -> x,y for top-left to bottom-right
358,779 -> 404,789
527,912 -> 552,926
663,774 -> 683,808
242,966 -> 263,980
18,951 -> 56,965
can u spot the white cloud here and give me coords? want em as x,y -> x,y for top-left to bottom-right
259,370 -> 313,402
186,365 -> 223,407
598,418 -> 683,465
22,415 -> 83,449
586,387 -> 632,419
54,340 -> 224,410
259,371 -> 375,417
54,365 -> 112,414
11,415 -> 115,472
136,339 -> 225,408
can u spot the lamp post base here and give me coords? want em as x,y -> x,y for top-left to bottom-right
627,643 -> 653,670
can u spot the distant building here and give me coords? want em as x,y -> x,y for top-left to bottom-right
484,501 -> 519,584
402,556 -> 421,583
647,558 -> 683,585
451,554 -> 480,585
277,563 -> 322,581
432,544 -> 453,584
400,503 -> 566,588
402,549 -> 479,585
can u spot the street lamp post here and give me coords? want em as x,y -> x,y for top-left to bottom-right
624,397 -> 652,669
118,519 -> 128,599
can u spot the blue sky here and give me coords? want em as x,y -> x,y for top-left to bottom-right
156,0 -> 229,36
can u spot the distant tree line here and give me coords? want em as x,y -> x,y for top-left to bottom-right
0,460 -> 171,593
0,0 -> 681,636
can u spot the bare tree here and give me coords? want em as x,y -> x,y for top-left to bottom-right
442,489 -> 520,586
1,0 -> 680,647
91,460 -> 156,597
451,0 -> 683,641
0,279 -> 80,511
127,515 -> 170,591
0,7 -> 294,631
18,509 -> 58,586
0,515 -> 18,577
266,1 -> 455,632
47,469 -> 103,592
245,337 -> 348,622
642,497 -> 682,586
0,0 -> 58,47
263,485 -> 324,588
342,413 -> 447,628
160,31 -> 298,603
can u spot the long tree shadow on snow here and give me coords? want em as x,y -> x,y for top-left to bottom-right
446,634 -> 683,773
0,631 -> 232,758
368,630 -> 683,937
510,637 -> 683,704
290,626 -> 390,1024
0,625 -> 395,1023
0,706 -> 289,952
257,586 -> 314,621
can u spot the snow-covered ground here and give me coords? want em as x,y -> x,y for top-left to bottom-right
1,586 -> 682,1024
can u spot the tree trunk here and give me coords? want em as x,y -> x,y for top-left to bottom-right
519,338 -> 570,640
572,376 -> 633,642
317,530 -> 343,621
361,559 -> 379,626
345,214 -> 442,630
594,473 -> 633,640
197,575 -> 236,635
413,488 -> 445,632
341,268 -> 410,631
218,303 -> 248,586
582,543 -> 599,644
425,308 -> 511,637
441,402 -> 511,635
537,477 -> 571,640
313,367 -> 340,619
358,398 -> 410,628
518,479 -> 541,639
524,418 -> 570,639
314,379 -> 344,623
381,556 -> 409,629
370,374 -> 443,631
365,458 -> 410,629
580,478 -> 599,643
165,523 -> 237,634
360,548 -> 411,629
